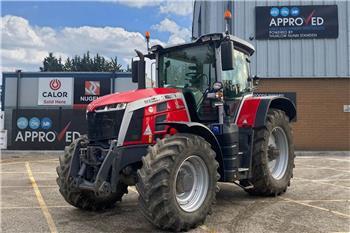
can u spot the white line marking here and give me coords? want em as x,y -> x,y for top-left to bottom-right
25,162 -> 58,233
0,172 -> 56,174
294,177 -> 350,189
1,205 -> 72,210
296,157 -> 350,162
280,197 -> 350,218
0,159 -> 58,165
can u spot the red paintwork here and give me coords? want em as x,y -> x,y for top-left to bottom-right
123,98 -> 189,146
236,97 -> 262,128
87,88 -> 179,112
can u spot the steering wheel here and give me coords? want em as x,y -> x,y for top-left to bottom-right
185,72 -> 200,78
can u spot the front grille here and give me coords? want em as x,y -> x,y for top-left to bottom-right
87,110 -> 125,141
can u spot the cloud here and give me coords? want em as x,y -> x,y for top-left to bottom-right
159,1 -> 193,16
152,18 -> 191,45
117,0 -> 193,16
1,15 -> 165,72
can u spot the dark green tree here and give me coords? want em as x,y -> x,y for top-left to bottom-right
40,52 -> 125,72
40,53 -> 64,71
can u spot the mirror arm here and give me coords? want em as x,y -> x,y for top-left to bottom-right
135,49 -> 144,61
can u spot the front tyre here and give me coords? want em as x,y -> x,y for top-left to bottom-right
243,109 -> 295,196
136,134 -> 219,232
56,137 -> 128,211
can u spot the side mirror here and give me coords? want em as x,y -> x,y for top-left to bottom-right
221,40 -> 234,71
132,60 -> 146,89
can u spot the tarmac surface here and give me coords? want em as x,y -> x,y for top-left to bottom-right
1,151 -> 349,233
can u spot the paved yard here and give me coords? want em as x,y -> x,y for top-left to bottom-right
1,152 -> 349,233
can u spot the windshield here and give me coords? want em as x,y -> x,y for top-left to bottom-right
158,43 -> 216,98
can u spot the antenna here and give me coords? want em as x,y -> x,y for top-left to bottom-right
224,9 -> 232,35
145,31 -> 150,53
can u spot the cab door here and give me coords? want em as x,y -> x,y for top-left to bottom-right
221,49 -> 251,121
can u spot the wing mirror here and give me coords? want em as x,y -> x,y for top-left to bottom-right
221,40 -> 234,71
132,50 -> 146,89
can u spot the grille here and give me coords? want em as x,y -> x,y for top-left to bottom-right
87,110 -> 125,141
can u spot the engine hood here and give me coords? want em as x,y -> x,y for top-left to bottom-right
87,88 -> 179,112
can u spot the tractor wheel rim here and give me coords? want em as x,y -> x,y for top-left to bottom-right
268,127 -> 289,180
175,155 -> 209,212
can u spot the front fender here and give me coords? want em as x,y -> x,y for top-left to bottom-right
159,121 -> 225,181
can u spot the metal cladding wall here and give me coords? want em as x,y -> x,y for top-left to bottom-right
192,0 -> 350,78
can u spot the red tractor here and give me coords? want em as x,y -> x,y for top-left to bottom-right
57,13 -> 296,231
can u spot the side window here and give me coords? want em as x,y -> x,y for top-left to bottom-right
221,50 -> 249,99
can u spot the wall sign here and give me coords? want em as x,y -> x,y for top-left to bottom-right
10,109 -> 87,150
74,78 -> 111,106
255,5 -> 338,39
38,78 -> 73,105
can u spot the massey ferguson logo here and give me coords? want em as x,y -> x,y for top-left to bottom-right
49,79 -> 61,90
85,81 -> 100,95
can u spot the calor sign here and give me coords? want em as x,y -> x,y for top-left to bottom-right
38,78 -> 73,105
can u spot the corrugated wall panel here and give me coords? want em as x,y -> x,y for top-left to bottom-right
192,0 -> 350,78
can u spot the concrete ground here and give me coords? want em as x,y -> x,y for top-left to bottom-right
1,152 -> 349,233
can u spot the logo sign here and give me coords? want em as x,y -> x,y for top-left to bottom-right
255,5 -> 338,39
38,78 -> 73,105
10,109 -> 87,150
74,78 -> 111,106
85,81 -> 101,95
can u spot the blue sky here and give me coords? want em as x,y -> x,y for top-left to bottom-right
1,1 -> 193,71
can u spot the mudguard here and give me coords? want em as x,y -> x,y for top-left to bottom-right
237,96 -> 296,128
158,121 -> 225,181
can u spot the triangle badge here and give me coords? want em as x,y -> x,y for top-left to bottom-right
143,125 -> 152,135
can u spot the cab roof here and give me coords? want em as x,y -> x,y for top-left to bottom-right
150,33 -> 255,57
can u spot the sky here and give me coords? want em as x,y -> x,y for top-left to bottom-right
1,0 -> 194,72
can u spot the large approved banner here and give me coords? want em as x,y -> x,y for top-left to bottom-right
38,78 -> 73,105
255,5 -> 338,40
10,109 -> 87,150
74,78 -> 111,106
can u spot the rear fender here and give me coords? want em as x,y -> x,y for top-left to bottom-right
237,96 -> 296,128
159,122 -> 225,181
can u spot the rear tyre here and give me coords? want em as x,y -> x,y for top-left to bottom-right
136,133 -> 219,231
56,137 -> 128,211
242,109 -> 295,196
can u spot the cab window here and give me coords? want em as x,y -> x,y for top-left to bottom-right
221,50 -> 249,100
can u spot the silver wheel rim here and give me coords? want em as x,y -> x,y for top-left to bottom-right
175,155 -> 209,212
268,127 -> 289,180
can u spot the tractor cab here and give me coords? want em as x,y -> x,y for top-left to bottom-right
132,32 -> 256,127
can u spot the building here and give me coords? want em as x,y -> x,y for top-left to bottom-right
192,1 -> 350,150
1,72 -> 134,149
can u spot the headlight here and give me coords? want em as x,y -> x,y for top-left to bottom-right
95,103 -> 127,112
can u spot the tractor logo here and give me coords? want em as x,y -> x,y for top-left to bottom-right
85,81 -> 100,96
49,79 -> 61,91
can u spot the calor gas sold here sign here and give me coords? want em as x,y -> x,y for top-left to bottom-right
38,78 -> 73,105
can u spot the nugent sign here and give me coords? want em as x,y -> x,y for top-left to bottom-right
74,77 -> 111,106
255,5 -> 338,39
38,78 -> 73,105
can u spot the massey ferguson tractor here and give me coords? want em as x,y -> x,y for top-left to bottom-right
57,10 -> 296,231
